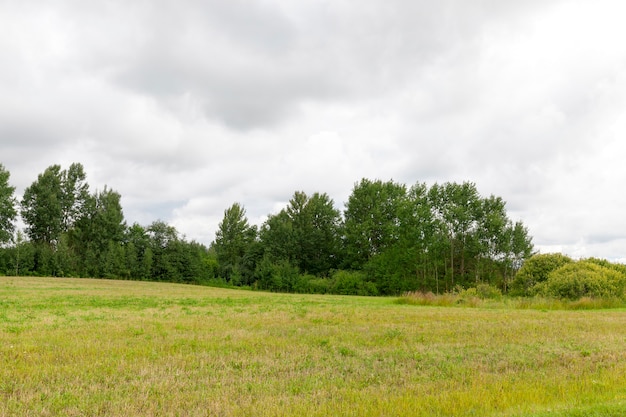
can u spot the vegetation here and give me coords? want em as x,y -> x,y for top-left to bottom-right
510,253 -> 626,301
0,163 -> 536,295
3,162 -> 626,303
2,277 -> 626,416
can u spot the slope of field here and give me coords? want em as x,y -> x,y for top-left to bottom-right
1,277 -> 626,416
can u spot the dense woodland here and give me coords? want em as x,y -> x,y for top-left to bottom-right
0,162 -> 535,295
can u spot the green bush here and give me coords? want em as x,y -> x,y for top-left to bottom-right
306,277 -> 333,294
540,261 -> 626,300
330,270 -> 378,296
510,253 -> 573,296
476,283 -> 502,299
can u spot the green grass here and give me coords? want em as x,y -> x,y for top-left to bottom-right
2,277 -> 626,416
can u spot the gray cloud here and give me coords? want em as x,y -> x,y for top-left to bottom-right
2,0 -> 626,260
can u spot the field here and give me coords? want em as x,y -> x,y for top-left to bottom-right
1,277 -> 626,416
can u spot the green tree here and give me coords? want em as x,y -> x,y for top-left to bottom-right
72,186 -> 126,277
511,253 -> 572,296
428,182 -> 482,288
343,179 -> 407,269
500,221 -> 534,292
125,223 -> 152,279
21,163 -> 91,247
0,164 -> 17,245
147,220 -> 179,281
21,165 -> 64,245
260,191 -> 342,276
213,203 -> 258,283
60,163 -> 90,232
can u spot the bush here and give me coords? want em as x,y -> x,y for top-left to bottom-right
330,270 -> 378,296
476,283 -> 502,299
540,261 -> 626,300
510,253 -> 573,296
254,257 -> 300,292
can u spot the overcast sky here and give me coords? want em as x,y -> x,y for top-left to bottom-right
2,0 -> 626,260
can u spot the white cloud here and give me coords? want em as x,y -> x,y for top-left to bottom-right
2,0 -> 626,260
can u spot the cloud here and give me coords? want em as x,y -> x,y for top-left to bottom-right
2,0 -> 626,261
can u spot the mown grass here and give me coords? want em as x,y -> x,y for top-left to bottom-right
1,277 -> 626,416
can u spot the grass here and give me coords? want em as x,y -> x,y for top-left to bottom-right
1,277 -> 626,416
397,290 -> 626,310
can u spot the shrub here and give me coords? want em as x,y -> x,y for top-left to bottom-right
476,283 -> 502,299
510,253 -> 573,296
541,261 -> 626,300
330,270 -> 378,296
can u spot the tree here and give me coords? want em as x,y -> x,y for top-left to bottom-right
147,220 -> 179,281
71,186 -> 126,277
213,203 -> 257,283
0,164 -> 17,245
286,191 -> 342,275
500,221 -> 533,292
21,163 -> 91,246
343,179 -> 407,269
428,182 -> 482,288
60,163 -> 90,232
21,165 -> 64,245
511,253 -> 572,296
260,191 -> 342,276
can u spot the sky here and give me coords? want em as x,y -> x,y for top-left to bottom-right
2,0 -> 626,260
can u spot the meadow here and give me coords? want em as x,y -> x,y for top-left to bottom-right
1,277 -> 626,416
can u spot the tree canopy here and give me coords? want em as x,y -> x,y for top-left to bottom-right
0,163 -> 536,295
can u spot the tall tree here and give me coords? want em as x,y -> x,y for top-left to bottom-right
21,165 -> 64,245
260,191 -> 342,276
0,164 -> 17,245
21,163 -> 91,246
72,186 -> 127,276
428,182 -> 482,287
60,163 -> 90,232
147,220 -> 179,281
343,179 -> 407,269
213,203 -> 258,283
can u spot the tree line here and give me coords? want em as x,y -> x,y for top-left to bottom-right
0,163 -> 534,295
0,163 -> 213,284
213,178 -> 533,294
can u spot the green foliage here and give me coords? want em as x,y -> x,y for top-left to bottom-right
260,191 -> 342,276
330,270 -> 378,296
4,166 -> 536,295
1,163 -> 213,283
213,203 -> 258,283
475,283 -> 503,299
539,261 -> 626,300
343,179 -> 407,269
511,253 -> 573,296
0,164 -> 17,245
254,256 -> 301,292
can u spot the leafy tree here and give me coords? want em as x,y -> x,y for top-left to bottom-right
540,261 -> 626,300
71,186 -> 126,277
343,179 -> 407,269
500,221 -> 534,292
260,191 -> 342,276
60,163 -> 90,232
428,182 -> 482,287
510,253 -> 573,296
0,164 -> 17,245
125,223 -> 152,280
260,210 -> 294,264
21,165 -> 64,245
213,203 -> 258,283
21,163 -> 91,247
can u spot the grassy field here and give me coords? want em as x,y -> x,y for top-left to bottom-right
1,277 -> 626,416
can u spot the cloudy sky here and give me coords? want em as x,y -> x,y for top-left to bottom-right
2,0 -> 626,260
